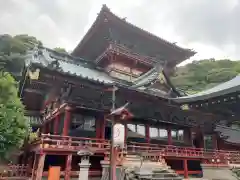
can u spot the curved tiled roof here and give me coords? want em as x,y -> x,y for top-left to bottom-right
72,4 -> 195,63
25,48 -> 114,85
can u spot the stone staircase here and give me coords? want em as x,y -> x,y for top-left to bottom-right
122,153 -> 182,180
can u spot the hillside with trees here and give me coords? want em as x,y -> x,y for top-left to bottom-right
171,59 -> 240,94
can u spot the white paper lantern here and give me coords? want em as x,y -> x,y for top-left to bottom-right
113,123 -> 125,148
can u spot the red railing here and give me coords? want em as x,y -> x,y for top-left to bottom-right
31,134 -> 240,164
32,134 -> 110,152
0,164 -> 29,178
127,142 -> 240,164
42,170 -> 102,177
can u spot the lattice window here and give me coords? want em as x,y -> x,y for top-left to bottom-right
171,129 -> 184,141
149,127 -> 158,137
136,125 -> 145,136
127,124 -> 136,132
150,127 -> 167,139
71,114 -> 95,131
127,124 -> 145,136
159,129 -> 168,138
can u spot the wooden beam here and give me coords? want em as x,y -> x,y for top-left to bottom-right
24,88 -> 45,95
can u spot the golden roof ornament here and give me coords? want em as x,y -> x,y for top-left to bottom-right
181,104 -> 189,110
27,68 -> 40,80
158,71 -> 166,84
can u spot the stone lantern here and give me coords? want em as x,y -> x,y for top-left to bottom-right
77,148 -> 94,180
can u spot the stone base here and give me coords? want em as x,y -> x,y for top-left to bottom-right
201,164 -> 238,180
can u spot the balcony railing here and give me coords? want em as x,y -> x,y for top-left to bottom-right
0,164 -> 29,179
128,142 -> 240,164
31,134 -> 110,152
31,134 -> 240,164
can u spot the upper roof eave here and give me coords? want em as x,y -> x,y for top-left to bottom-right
72,4 -> 196,59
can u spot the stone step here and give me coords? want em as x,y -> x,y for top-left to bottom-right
153,168 -> 175,173
152,172 -> 179,178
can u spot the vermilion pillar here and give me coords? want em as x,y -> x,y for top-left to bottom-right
54,115 -> 60,135
101,115 -> 106,139
124,124 -> 128,144
44,122 -> 50,134
96,117 -> 101,139
62,106 -> 71,136
167,127 -> 172,145
183,159 -> 188,178
145,124 -> 150,143
65,154 -> 72,180
35,153 -> 46,180
212,134 -> 218,149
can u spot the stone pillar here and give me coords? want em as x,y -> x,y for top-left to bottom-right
101,160 -> 110,180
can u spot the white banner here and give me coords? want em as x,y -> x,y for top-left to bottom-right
113,123 -> 125,148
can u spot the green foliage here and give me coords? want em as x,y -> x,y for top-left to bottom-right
54,47 -> 68,54
0,34 -> 42,77
0,73 -> 28,159
171,59 -> 240,94
28,131 -> 38,143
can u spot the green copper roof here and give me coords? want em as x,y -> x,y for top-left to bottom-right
25,47 -> 114,84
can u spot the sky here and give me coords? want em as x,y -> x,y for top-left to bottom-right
0,0 -> 239,65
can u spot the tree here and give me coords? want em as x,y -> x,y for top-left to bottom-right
0,72 -> 28,159
54,47 -> 68,54
171,59 -> 240,94
0,34 -> 42,78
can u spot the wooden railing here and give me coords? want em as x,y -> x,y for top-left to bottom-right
0,164 -> 29,178
42,170 -> 102,177
31,134 -> 240,164
127,142 -> 240,164
32,134 -> 110,152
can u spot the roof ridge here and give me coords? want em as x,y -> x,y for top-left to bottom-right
30,47 -> 107,73
72,4 -> 196,58
102,5 -> 195,54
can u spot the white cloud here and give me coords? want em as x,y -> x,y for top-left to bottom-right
0,0 -> 239,64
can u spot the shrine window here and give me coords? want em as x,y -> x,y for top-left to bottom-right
127,124 -> 145,136
127,124 -> 136,132
149,127 -> 167,139
171,129 -> 184,141
83,116 -> 95,131
71,114 -> 95,131
204,135 -> 213,149
136,125 -> 145,136
149,127 -> 158,137
159,129 -> 168,138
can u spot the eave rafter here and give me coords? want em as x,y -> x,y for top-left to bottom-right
95,42 -> 158,66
